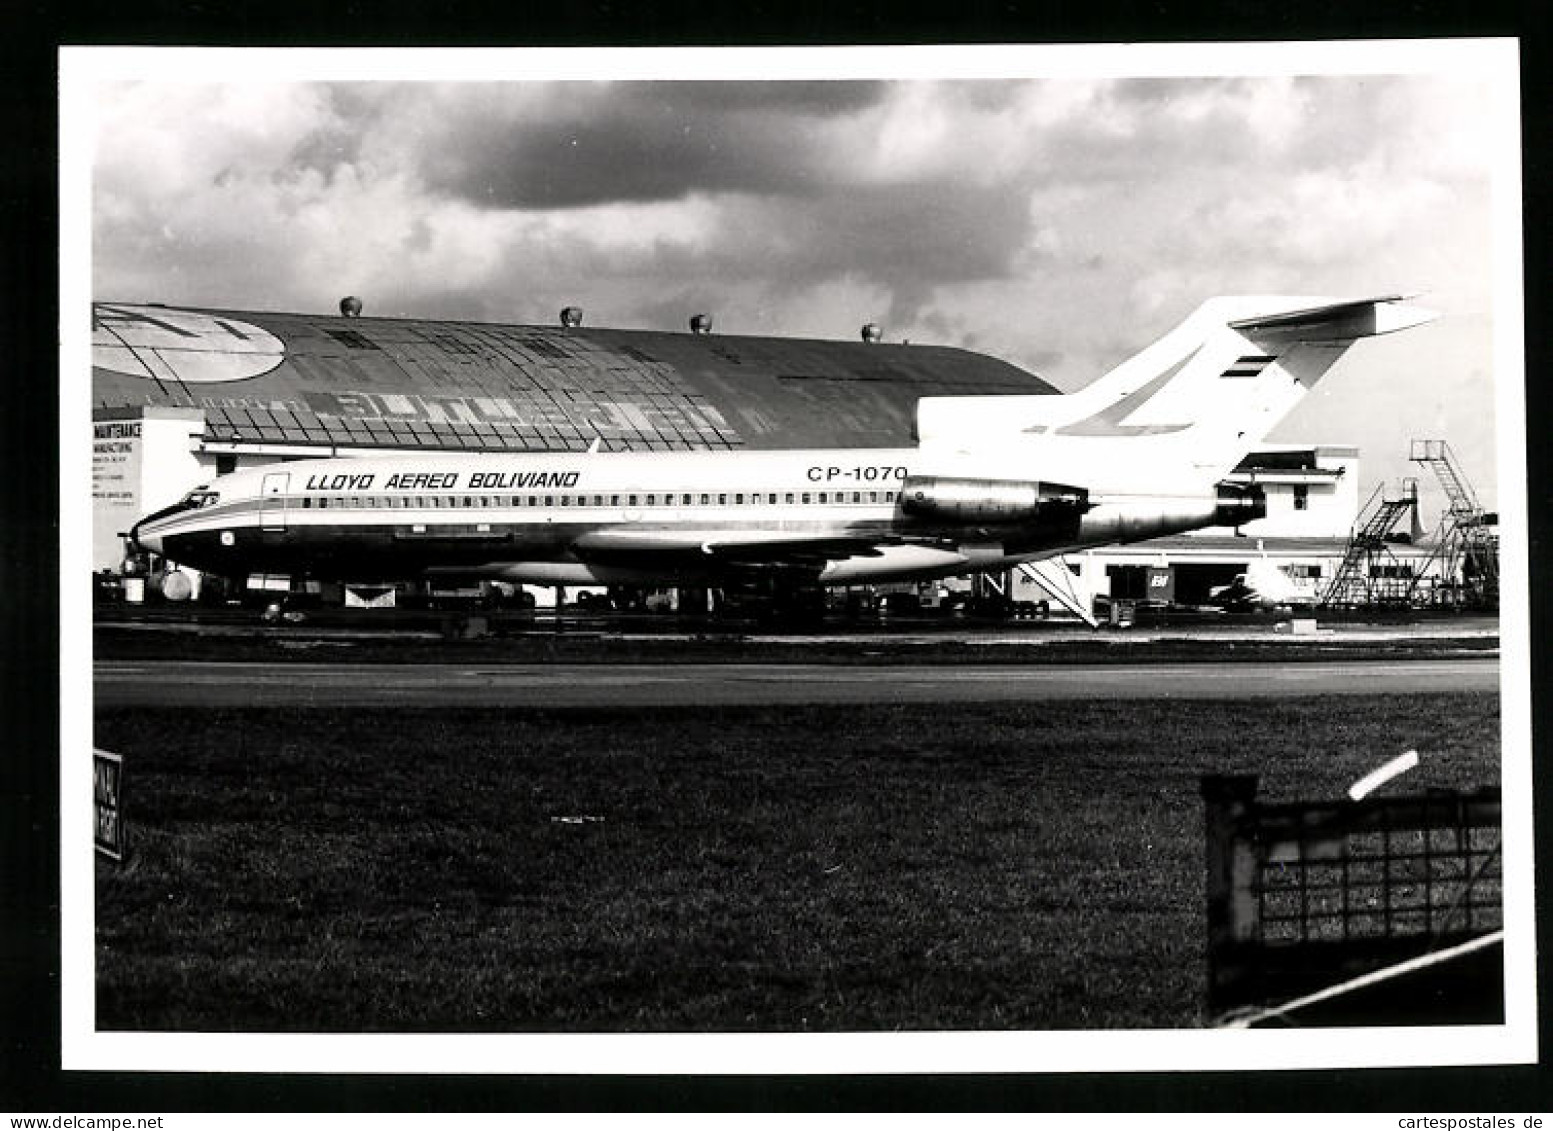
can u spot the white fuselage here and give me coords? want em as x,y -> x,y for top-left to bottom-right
132,445 -> 1236,587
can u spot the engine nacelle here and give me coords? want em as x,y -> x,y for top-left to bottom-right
1212,482 -> 1267,527
1076,482 -> 1268,545
900,476 -> 1089,525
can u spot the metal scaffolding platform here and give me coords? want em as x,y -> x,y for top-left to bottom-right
1408,439 -> 1499,610
1319,480 -> 1420,607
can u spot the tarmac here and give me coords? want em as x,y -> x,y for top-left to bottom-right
94,656 -> 1500,708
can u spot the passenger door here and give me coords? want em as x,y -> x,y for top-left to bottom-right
260,472 -> 290,531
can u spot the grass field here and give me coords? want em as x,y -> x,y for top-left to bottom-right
94,693 -> 1500,1032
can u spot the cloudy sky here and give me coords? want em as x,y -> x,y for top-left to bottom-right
80,46 -> 1520,514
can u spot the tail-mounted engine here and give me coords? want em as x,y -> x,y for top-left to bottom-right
900,476 -> 1090,525
1212,482 -> 1267,527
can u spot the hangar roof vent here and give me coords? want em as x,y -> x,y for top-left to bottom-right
339,295 -> 363,318
689,313 -> 714,335
560,306 -> 584,328
861,322 -> 883,343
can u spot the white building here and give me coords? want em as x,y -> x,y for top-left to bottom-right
995,446 -> 1390,611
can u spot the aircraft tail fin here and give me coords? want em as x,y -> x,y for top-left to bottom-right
917,295 -> 1437,479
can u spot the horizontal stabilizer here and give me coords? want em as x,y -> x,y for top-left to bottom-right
1229,295 -> 1436,337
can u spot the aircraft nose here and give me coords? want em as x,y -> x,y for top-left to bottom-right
128,519 -> 162,556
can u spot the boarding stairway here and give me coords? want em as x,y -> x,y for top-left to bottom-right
1017,558 -> 1100,627
1413,439 -> 1482,519
1319,481 -> 1419,607
1408,439 -> 1499,609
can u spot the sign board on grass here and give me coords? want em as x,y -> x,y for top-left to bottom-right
94,749 -> 124,861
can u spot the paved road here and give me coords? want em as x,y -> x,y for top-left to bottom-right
93,657 -> 1500,708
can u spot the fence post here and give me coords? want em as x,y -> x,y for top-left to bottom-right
1202,773 -> 1259,1010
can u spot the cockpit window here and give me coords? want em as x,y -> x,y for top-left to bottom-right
181,487 -> 220,509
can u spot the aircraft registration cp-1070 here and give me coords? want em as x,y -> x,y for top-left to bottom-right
130,295 -> 1435,604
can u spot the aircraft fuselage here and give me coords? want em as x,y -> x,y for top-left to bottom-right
131,447 -> 1249,588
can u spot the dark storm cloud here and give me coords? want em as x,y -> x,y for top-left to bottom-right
660,80 -> 889,113
785,181 -> 1031,274
412,81 -> 888,209
765,179 -> 1036,283
521,175 -> 1044,331
791,179 -> 1042,321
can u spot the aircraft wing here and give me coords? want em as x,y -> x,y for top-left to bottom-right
571,527 -> 883,567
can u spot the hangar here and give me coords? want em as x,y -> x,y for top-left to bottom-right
91,300 -> 1051,570
92,298 -> 1445,613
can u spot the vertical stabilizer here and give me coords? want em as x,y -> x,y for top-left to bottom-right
917,295 -> 1436,478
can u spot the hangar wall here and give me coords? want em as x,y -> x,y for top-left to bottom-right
91,407 -> 205,571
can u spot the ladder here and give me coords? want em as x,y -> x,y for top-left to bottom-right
1409,439 -> 1498,608
1018,557 -> 1100,628
1319,480 -> 1419,607
1411,439 -> 1481,517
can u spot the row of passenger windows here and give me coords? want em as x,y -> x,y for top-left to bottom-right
302,490 -> 899,510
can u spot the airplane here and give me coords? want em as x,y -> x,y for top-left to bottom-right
1207,557 -> 1314,611
129,294 -> 1436,609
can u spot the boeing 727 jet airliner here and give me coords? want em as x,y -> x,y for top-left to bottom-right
129,295 -> 1435,601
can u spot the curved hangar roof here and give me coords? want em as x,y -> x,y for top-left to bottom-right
91,303 -> 1056,453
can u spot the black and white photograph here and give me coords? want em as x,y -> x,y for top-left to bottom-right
58,40 -> 1532,1086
